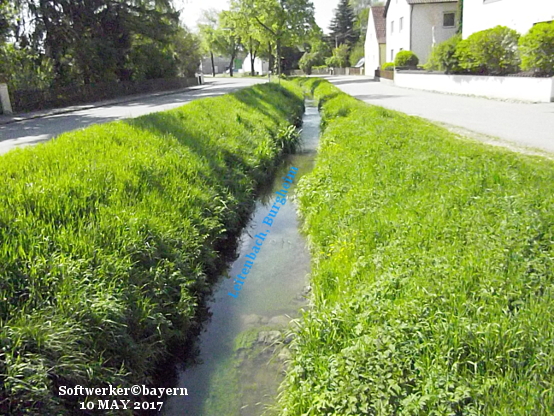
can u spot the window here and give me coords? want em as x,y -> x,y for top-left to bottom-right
400,17 -> 404,32
443,12 -> 455,27
391,20 -> 394,33
391,49 -> 394,61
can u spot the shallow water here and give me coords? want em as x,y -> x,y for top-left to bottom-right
164,102 -> 320,416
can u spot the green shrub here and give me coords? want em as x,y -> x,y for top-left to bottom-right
425,34 -> 462,73
455,25 -> 520,75
382,62 -> 394,71
278,78 -> 554,415
325,44 -> 349,68
519,21 -> 554,76
394,50 -> 419,68
299,52 -> 323,75
0,82 -> 304,414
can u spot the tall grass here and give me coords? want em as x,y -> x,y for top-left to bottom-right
0,82 -> 304,414
277,78 -> 554,415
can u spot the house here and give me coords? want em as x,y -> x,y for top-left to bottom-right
241,54 -> 270,75
462,0 -> 554,38
364,6 -> 387,76
384,0 -> 459,65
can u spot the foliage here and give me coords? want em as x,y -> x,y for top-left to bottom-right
231,0 -> 316,76
325,44 -> 349,68
349,42 -> 365,67
1,1 -> 200,88
0,82 -> 305,414
394,50 -> 419,68
519,21 -> 554,76
277,78 -> 554,415
381,61 -> 394,70
424,34 -> 461,73
299,52 -> 324,75
455,25 -> 520,75
0,43 -> 54,90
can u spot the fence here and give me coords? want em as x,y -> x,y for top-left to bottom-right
375,69 -> 394,81
289,67 -> 363,76
10,77 -> 199,113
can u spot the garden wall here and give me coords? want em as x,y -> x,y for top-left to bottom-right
394,71 -> 554,102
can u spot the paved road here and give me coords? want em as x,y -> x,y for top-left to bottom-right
0,77 -> 265,155
327,76 -> 554,154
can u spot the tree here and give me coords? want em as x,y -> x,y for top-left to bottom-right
198,9 -> 220,77
328,0 -> 359,49
213,10 -> 242,77
233,0 -> 316,78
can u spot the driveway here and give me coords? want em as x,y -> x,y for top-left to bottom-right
327,76 -> 554,154
0,77 -> 266,155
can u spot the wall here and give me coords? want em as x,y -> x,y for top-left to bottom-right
394,71 -> 554,102
365,8 -> 381,76
386,0 -> 411,63
463,0 -> 554,38
411,3 -> 458,64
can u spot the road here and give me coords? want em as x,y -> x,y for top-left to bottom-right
3,75 -> 553,156
0,77 -> 265,155
327,76 -> 554,154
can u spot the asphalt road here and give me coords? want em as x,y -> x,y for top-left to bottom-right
327,76 -> 554,154
0,77 -> 266,155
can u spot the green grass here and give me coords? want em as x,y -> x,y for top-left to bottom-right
0,81 -> 304,414
276,78 -> 554,415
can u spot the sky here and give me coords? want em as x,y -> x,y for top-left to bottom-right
175,0 -> 338,33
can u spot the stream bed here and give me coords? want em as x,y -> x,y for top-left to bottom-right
163,102 -> 321,416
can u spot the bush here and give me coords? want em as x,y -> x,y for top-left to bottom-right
425,34 -> 462,73
325,44 -> 349,68
455,25 -> 520,75
394,50 -> 419,68
299,52 -> 323,75
519,21 -> 554,76
0,82 -> 304,414
382,62 -> 394,71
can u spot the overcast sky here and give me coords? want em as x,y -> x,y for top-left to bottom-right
175,0 -> 338,33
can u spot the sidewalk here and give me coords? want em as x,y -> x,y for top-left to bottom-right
0,84 -> 202,126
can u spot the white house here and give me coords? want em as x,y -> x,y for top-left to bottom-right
384,0 -> 459,64
462,0 -> 554,38
364,6 -> 387,76
241,54 -> 270,75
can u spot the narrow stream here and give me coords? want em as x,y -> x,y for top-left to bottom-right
163,102 -> 320,416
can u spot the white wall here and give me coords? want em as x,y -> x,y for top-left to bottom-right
386,0 -> 411,63
365,8 -> 381,75
242,55 -> 269,75
394,72 -> 554,102
463,0 -> 554,38
411,3 -> 458,64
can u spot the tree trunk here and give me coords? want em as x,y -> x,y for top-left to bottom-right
210,51 -> 215,77
277,38 -> 281,82
229,52 -> 235,77
268,42 -> 274,74
249,37 -> 255,76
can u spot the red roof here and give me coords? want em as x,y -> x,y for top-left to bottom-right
371,6 -> 386,44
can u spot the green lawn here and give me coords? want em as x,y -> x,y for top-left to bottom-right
276,78 -> 554,415
0,82 -> 304,414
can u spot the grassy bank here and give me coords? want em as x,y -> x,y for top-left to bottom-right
0,82 -> 304,414
277,78 -> 554,415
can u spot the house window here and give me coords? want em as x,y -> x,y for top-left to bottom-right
391,20 -> 394,33
400,17 -> 404,32
391,49 -> 394,61
443,12 -> 455,28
